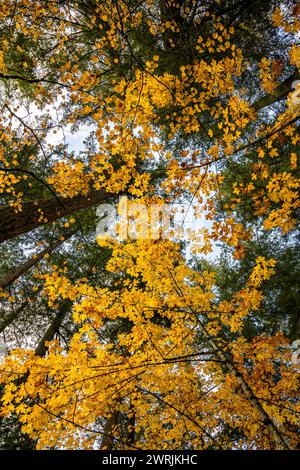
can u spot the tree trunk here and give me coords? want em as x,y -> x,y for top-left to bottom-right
35,301 -> 71,357
126,401 -> 136,447
0,189 -> 115,243
0,302 -> 28,334
0,231 -> 75,289
100,411 -> 119,450
253,70 -> 300,111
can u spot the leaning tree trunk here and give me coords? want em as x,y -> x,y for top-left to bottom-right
0,189 -> 115,243
100,410 -> 119,450
126,401 -> 136,447
0,301 -> 28,334
253,70 -> 300,111
35,300 -> 71,357
0,231 -> 76,289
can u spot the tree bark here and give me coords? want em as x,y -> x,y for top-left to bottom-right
126,401 -> 136,447
0,231 -> 75,289
0,301 -> 28,334
253,70 -> 300,111
0,189 -> 115,243
35,301 -> 71,357
100,411 -> 119,450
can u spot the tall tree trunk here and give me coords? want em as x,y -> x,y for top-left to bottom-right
0,189 -> 115,243
126,401 -> 136,447
0,231 -> 75,289
159,0 -> 185,51
0,301 -> 28,334
253,70 -> 300,111
35,301 -> 71,357
100,411 -> 119,450
0,300 -> 71,454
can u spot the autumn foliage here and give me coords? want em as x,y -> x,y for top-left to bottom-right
0,0 -> 299,450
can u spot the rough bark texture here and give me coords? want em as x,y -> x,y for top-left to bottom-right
0,302 -> 27,334
35,301 -> 71,357
126,402 -> 136,446
100,411 -> 119,450
0,189 -> 115,243
253,70 -> 300,111
0,231 -> 75,289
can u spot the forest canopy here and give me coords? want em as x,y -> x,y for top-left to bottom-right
0,0 -> 299,450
